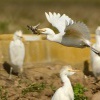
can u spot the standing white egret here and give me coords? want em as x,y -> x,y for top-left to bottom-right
51,65 -> 79,100
37,12 -> 100,56
9,30 -> 25,79
91,26 -> 100,81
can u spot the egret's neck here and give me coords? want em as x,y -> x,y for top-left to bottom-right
47,33 -> 63,43
13,36 -> 20,41
48,30 -> 55,35
61,74 -> 74,100
47,31 -> 55,40
61,74 -> 72,87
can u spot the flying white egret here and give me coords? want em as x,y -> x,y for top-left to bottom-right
37,12 -> 100,56
9,30 -> 25,79
91,26 -> 100,82
51,65 -> 79,100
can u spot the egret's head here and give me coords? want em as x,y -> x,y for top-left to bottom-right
38,28 -> 55,35
60,65 -> 79,76
96,26 -> 100,35
14,30 -> 23,40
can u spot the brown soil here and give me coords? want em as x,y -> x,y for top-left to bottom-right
0,62 -> 100,100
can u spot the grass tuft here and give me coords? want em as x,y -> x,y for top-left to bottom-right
0,86 -> 8,100
73,83 -> 88,100
22,82 -> 46,95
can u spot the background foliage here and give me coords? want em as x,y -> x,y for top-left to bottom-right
0,0 -> 99,33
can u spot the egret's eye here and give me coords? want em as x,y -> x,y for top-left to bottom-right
17,35 -> 23,38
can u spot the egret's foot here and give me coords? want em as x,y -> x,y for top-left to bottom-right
18,73 -> 23,79
8,75 -> 12,80
92,77 -> 100,84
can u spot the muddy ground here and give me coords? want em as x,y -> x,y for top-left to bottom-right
0,61 -> 100,100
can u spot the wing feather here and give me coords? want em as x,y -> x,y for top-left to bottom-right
45,12 -> 51,23
45,12 -> 74,34
65,21 -> 90,40
60,22 -> 90,48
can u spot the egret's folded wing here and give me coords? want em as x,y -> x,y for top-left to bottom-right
45,12 -> 74,34
9,41 -> 25,64
64,22 -> 90,40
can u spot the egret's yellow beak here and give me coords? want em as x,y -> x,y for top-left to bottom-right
38,28 -> 46,33
68,69 -> 80,72
72,69 -> 80,72
17,35 -> 23,38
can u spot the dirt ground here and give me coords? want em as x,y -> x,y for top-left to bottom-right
0,61 -> 100,100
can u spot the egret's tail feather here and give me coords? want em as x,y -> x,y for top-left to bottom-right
85,40 -> 100,56
86,42 -> 100,56
91,47 -> 100,56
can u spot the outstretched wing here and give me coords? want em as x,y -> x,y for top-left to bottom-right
64,21 -> 90,40
45,12 -> 74,34
60,22 -> 90,48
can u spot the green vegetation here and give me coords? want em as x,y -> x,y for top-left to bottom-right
73,83 -> 88,100
0,82 -> 88,99
50,84 -> 57,92
0,0 -> 99,34
0,86 -> 8,100
22,82 -> 88,99
0,21 -> 9,33
0,0 -> 100,4
22,82 -> 46,95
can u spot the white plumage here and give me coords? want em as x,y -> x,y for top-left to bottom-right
45,12 -> 74,34
38,12 -> 100,56
9,30 -> 25,79
91,26 -> 100,80
52,65 -> 79,100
